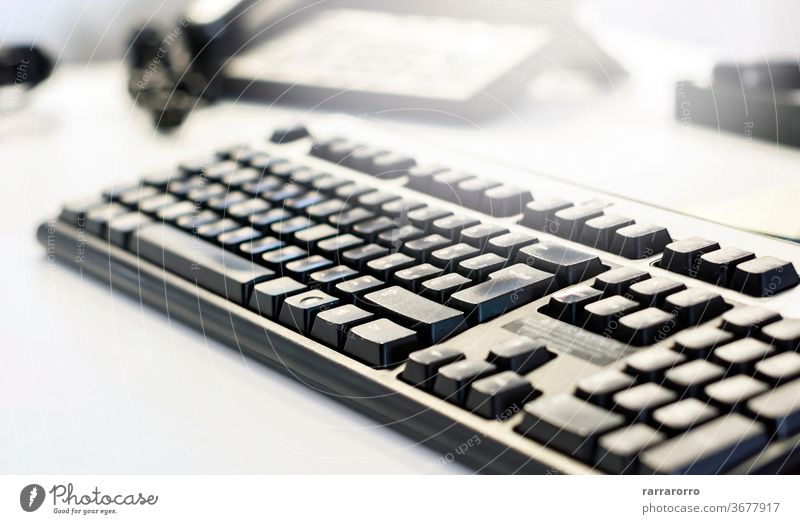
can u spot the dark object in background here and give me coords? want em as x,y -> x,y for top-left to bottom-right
675,61 -> 800,147
0,45 -> 53,88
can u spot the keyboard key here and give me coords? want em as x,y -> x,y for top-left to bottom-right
759,319 -> 800,351
720,306 -> 781,337
239,236 -> 285,256
696,246 -> 755,286
284,191 -> 326,211
663,360 -> 725,396
402,234 -> 452,262
366,253 -> 416,280
754,352 -> 800,385
310,304 -> 373,348
106,212 -> 152,247
592,267 -> 650,297
433,360 -> 497,405
430,171 -> 476,202
207,191 -> 248,212
420,273 -> 473,303
406,165 -> 447,193
284,255 -> 334,282
401,346 -> 464,390
747,380 -> 800,438
407,207 -> 452,230
278,289 -> 339,333
138,193 -> 178,214
466,371 -> 537,419
429,243 -> 480,271
431,215 -> 480,239
312,175 -> 351,194
336,183 -> 378,202
711,338 -> 775,373
141,168 -> 181,189
343,318 -> 418,368
133,222 -> 274,304
364,286 -> 466,344
85,202 -> 129,236
294,224 -> 338,249
578,214 -> 635,251
381,198 -> 425,220
459,223 -> 508,248
613,383 -> 677,422
329,207 -> 373,232
672,326 -> 734,358
575,369 -> 636,408
308,265 -> 359,292
583,295 -> 640,335
660,236 -> 720,276
196,218 -> 240,239
705,375 -> 769,412
624,347 -> 686,382
343,146 -> 389,174
261,245 -> 308,267
596,424 -> 665,474
551,202 -> 605,240
217,227 -> 262,248
627,277 -> 685,307
487,338 -> 555,374
639,414 -> 768,474
518,242 -> 604,286
517,394 -> 625,463
370,152 -> 416,178
249,277 -> 307,318
270,124 -> 309,143
187,183 -> 227,205
610,223 -> 672,259
457,253 -> 507,281
335,275 -> 384,304
393,264 -> 442,291
352,216 -> 396,241
176,210 -> 220,230
449,264 -> 555,323
547,285 -> 604,324
376,225 -> 425,248
305,199 -> 350,221
342,244 -> 389,269
317,234 -> 364,261
730,256 -> 800,296
249,209 -> 292,229
271,216 -> 314,236
661,288 -> 729,326
486,231 -> 537,258
456,177 -> 501,210
521,197 -> 573,232
241,177 -> 283,195
358,190 -> 400,211
156,201 -> 198,222
481,185 -> 532,217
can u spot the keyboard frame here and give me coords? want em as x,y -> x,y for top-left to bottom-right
38,115 -> 800,474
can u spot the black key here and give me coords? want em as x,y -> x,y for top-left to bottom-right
673,326 -> 734,358
187,183 -> 226,205
263,183 -> 305,203
317,234 -> 364,261
178,155 -> 216,175
612,383 -> 677,422
575,369 -> 636,408
261,245 -> 308,267
227,198 -> 269,220
433,360 -> 497,405
364,286 -> 466,344
754,352 -> 800,385
730,256 -> 799,296
449,264 -> 555,323
393,264 -> 441,291
249,209 -> 293,230
201,160 -> 239,180
547,285 -> 604,324
335,183 -> 376,202
430,243 -> 480,271
138,193 -> 178,214
662,288 -> 729,326
358,191 -> 400,211
207,191 -> 248,212
216,144 -> 255,162
578,214 -> 634,251
518,242 -> 604,286
402,346 -> 464,390
270,124 -> 309,143
627,277 -> 686,307
407,207 -> 452,230
118,186 -> 159,207
308,265 -> 359,292
85,202 -> 129,236
312,175 -> 351,194
290,169 -> 326,187
310,137 -> 357,163
335,275 -> 384,304
616,308 -> 677,346
196,218 -> 239,239
366,253 -> 416,280
402,234 -> 451,262
460,223 -> 508,249
705,375 -> 769,412
102,181 -> 140,202
517,394 -> 625,463
239,236 -> 285,256
592,267 -> 650,297
134,222 -> 273,304
481,185 -> 533,217
583,295 -> 640,335
176,210 -> 219,230
370,152 -> 416,178
712,338 -> 776,374
343,318 -> 418,368
220,168 -> 260,188
420,273 -> 472,303
352,216 -> 395,241
284,191 -> 326,211
466,371 -> 537,419
305,199 -> 350,221
284,255 -> 333,282
760,319 -> 800,351
720,306 -> 781,337
60,197 -> 106,227
431,215 -> 480,239
106,212 -> 152,247
267,160 -> 303,179
457,253 -> 507,281
270,216 -> 314,237
521,197 -> 573,232
141,168 -> 182,189
168,176 -> 207,198
696,247 -> 755,286
341,243 -> 389,269
639,414 -> 768,474
663,360 -> 726,396
406,165 -> 448,193
486,231 -> 537,258
487,337 -> 555,374
596,424 -> 665,474
342,146 -> 388,174
294,224 -> 338,249
550,202 -> 605,240
747,380 -> 800,438
610,223 -> 672,259
377,225 -> 425,249
241,177 -> 282,195
218,227 -> 262,248
249,277 -> 307,317
660,236 -> 720,276
156,201 -> 198,222
310,304 -> 373,348
381,198 -> 425,221
278,289 -> 339,333
430,171 -> 476,202
456,178 -> 501,210
624,347 -> 686,382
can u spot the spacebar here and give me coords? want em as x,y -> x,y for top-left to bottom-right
132,222 -> 274,304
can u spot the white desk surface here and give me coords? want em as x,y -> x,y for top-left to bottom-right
3,34 -> 799,473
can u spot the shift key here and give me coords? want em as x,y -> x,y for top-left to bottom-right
133,222 -> 274,304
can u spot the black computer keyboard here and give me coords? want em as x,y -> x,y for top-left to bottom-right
39,115 -> 800,474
